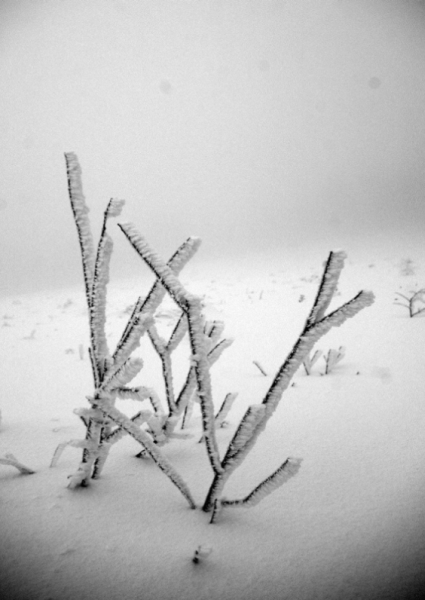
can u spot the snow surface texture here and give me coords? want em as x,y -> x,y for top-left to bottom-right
0,157 -> 424,599
1,239 -> 425,599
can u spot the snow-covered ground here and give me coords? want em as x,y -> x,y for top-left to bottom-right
1,237 -> 424,600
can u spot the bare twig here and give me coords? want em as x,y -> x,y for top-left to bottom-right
253,361 -> 267,376
394,289 -> 425,318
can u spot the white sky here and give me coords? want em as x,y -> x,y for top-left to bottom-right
1,0 -> 425,294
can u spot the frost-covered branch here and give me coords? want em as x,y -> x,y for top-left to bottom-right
214,392 -> 238,428
203,405 -> 266,511
167,312 -> 188,352
102,357 -> 144,392
119,223 -> 224,474
64,152 -> 95,304
202,252 -> 374,512
220,457 -> 302,510
186,300 -> 223,474
95,403 -> 196,508
0,453 -> 35,475
179,327 -> 234,433
113,235 -> 201,365
324,346 -> 345,374
261,290 -> 374,419
305,250 -> 346,328
303,349 -> 323,375
147,324 -> 177,414
90,234 -> 113,372
118,222 -> 198,309
90,199 -> 126,374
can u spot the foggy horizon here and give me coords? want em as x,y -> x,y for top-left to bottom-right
1,0 -> 425,295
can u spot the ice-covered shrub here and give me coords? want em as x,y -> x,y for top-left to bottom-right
54,153 -> 375,521
52,153 -> 213,507
201,251 -> 374,516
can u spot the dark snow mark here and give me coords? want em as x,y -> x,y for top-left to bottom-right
159,79 -> 173,95
368,77 -> 381,89
192,545 -> 213,564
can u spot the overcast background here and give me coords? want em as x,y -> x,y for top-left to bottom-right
1,0 -> 425,295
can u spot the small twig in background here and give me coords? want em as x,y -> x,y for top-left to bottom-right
199,392 -> 238,442
324,346 -> 346,374
302,349 -> 322,375
253,360 -> 267,376
394,289 -> 425,318
214,392 -> 238,428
